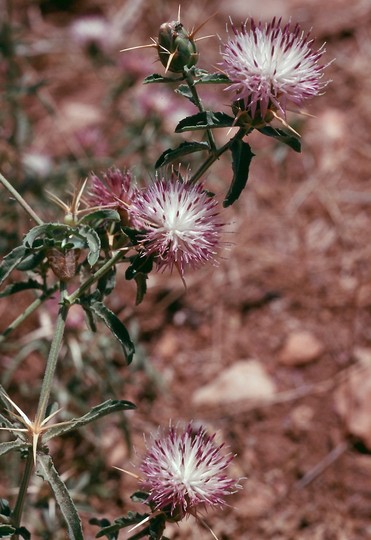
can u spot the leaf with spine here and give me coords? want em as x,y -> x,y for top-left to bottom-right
80,209 -> 120,226
0,245 -> 27,286
0,279 -> 44,298
95,513 -> 150,538
155,141 -> 210,168
90,518 -> 118,540
195,72 -> 231,84
88,299 -> 135,364
36,453 -> 84,540
257,126 -> 301,153
223,138 -> 255,207
0,440 -> 25,456
77,226 -> 101,266
0,525 -> 16,537
43,399 -> 135,442
143,73 -> 182,84
175,111 -> 234,132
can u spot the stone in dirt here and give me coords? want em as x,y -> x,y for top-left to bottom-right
279,330 -> 325,366
334,361 -> 371,451
192,359 -> 276,407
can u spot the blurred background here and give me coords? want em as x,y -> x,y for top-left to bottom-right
1,0 -> 371,538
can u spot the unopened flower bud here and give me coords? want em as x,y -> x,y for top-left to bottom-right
158,21 -> 198,73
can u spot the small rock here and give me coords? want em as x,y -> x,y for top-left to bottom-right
279,330 -> 324,366
192,359 -> 276,407
334,364 -> 371,450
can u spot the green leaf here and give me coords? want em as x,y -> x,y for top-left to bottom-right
23,223 -> 69,249
80,209 -> 121,226
97,265 -> 116,298
16,251 -> 45,271
0,245 -> 27,285
257,126 -> 301,152
0,279 -> 43,297
88,299 -> 135,364
195,72 -> 231,84
95,513 -> 149,538
134,273 -> 148,306
43,399 -> 135,442
155,141 -> 210,168
77,226 -> 101,266
36,454 -> 84,540
175,111 -> 234,132
175,84 -> 194,102
143,73 -> 182,84
223,138 -> 255,207
0,440 -> 24,456
0,525 -> 16,537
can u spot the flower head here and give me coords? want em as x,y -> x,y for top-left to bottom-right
140,423 -> 238,519
131,174 -> 222,275
89,167 -> 137,225
220,17 -> 329,119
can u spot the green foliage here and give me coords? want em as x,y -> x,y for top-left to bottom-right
43,399 -> 136,442
224,139 -> 255,207
155,141 -> 210,168
36,454 -> 84,540
175,111 -> 235,132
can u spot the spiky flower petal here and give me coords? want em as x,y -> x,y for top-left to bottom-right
89,167 -> 137,225
140,423 -> 238,519
131,174 -> 222,275
220,17 -> 329,118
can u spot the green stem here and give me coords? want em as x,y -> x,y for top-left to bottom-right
183,68 -> 217,153
11,449 -> 34,537
189,127 -> 247,184
65,250 -> 124,305
0,173 -> 44,226
34,283 -> 68,427
0,286 -> 58,343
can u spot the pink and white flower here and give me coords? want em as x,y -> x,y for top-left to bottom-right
140,423 -> 238,519
220,17 -> 329,118
131,174 -> 222,275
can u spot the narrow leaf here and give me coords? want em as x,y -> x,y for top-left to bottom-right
80,209 -> 120,225
95,513 -> 149,538
36,454 -> 84,540
0,525 -> 16,537
44,399 -> 136,442
175,111 -> 234,132
0,440 -> 24,456
0,245 -> 27,285
258,126 -> 301,152
196,72 -> 231,84
134,273 -> 147,305
223,139 -> 255,207
155,141 -> 210,168
0,279 -> 43,297
89,299 -> 135,363
143,73 -> 182,84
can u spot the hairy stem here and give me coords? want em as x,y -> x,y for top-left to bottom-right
34,283 -> 68,427
0,286 -> 58,343
0,173 -> 44,226
11,449 -> 34,538
65,249 -> 124,305
189,127 -> 247,184
183,68 -> 217,152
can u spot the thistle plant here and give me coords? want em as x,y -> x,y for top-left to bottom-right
0,8 -> 330,540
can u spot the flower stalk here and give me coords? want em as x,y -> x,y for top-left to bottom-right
0,173 -> 44,226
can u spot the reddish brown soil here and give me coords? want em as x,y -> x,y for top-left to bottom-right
1,1 -> 371,539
